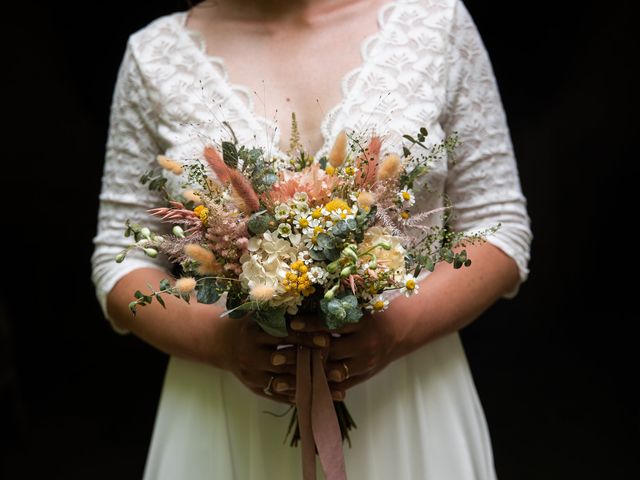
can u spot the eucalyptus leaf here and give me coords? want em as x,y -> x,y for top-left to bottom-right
254,308 -> 288,337
324,248 -> 340,262
155,294 -> 166,309
196,278 -> 220,304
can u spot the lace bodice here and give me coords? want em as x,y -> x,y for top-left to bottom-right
92,0 -> 532,332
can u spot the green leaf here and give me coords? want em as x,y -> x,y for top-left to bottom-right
420,127 -> 428,137
155,294 -> 166,309
402,146 -> 411,157
159,279 -> 171,291
309,249 -> 326,261
196,278 -> 220,304
345,218 -> 357,231
128,301 -> 138,315
148,177 -> 167,191
316,233 -> 333,249
339,294 -> 358,309
134,290 -> 144,299
226,288 -> 246,319
248,212 -> 274,235
222,141 -> 238,169
442,248 -> 454,263
254,308 -> 288,337
423,256 -> 435,272
324,248 -> 340,262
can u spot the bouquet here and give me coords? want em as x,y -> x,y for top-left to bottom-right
116,117 -> 492,479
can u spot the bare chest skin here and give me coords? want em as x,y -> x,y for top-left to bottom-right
186,0 -> 387,155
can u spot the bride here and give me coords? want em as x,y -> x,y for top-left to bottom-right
91,0 -> 531,478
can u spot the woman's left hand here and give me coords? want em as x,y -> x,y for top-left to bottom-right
291,310 -> 411,401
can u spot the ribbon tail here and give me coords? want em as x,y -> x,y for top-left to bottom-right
311,349 -> 347,480
296,346 -> 316,480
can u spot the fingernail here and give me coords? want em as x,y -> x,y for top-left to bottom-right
328,369 -> 343,382
271,353 -> 286,366
290,320 -> 305,330
331,390 -> 345,401
274,381 -> 289,393
313,335 -> 328,347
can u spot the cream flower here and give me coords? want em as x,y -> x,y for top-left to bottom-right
274,203 -> 291,220
358,226 -> 407,281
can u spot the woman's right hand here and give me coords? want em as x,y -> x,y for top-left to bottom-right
214,314 -> 300,404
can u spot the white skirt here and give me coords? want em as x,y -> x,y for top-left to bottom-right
143,332 -> 497,479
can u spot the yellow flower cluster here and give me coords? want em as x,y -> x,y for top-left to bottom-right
324,198 -> 349,212
194,205 -> 209,224
282,260 -> 315,296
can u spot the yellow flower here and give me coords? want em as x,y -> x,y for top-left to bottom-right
324,198 -> 350,212
194,205 -> 209,224
344,166 -> 355,176
400,210 -> 410,220
311,208 -> 323,219
325,165 -> 335,175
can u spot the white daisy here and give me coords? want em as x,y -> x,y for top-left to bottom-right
400,274 -> 419,297
293,215 -> 313,235
398,188 -> 416,206
308,266 -> 328,285
298,250 -> 314,265
365,295 -> 389,313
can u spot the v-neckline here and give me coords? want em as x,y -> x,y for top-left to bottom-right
173,0 -> 397,159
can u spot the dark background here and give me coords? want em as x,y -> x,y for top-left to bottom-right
1,0 -> 636,478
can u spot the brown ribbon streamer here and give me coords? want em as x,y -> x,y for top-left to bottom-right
295,345 -> 347,480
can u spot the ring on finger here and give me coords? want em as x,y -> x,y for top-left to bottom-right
342,362 -> 350,380
263,375 -> 275,396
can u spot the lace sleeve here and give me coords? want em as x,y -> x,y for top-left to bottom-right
442,1 -> 532,298
91,39 -> 171,333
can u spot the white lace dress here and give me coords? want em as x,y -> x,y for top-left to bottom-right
91,1 -> 532,478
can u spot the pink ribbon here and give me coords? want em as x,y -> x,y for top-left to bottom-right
295,346 -> 347,480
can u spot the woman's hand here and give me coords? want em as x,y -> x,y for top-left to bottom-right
214,314 -> 294,404
290,310 -> 411,401
215,314 -> 330,404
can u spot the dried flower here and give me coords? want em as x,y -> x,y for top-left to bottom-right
328,130 -> 347,168
157,155 -> 183,175
250,284 -> 276,302
203,146 -> 230,184
182,189 -> 203,205
357,191 -> 376,211
184,244 -> 221,274
377,154 -> 402,182
355,136 -> 381,186
175,277 -> 197,294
